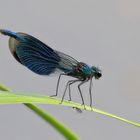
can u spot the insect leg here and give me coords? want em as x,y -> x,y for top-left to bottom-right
68,79 -> 80,101
60,79 -> 79,104
50,73 -> 65,97
89,78 -> 93,110
78,80 -> 88,109
68,82 -> 71,101
68,80 -> 83,113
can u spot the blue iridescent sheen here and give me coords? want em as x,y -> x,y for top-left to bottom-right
0,29 -> 81,75
0,29 -> 102,110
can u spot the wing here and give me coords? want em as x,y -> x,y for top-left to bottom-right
55,50 -> 79,73
0,29 -> 79,75
9,32 -> 61,75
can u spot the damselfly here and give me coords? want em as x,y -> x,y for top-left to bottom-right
0,29 -> 102,109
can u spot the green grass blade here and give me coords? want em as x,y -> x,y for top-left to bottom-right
0,85 -> 78,140
0,85 -> 140,128
24,104 -> 78,140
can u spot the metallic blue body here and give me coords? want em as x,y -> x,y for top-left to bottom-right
0,29 -> 102,109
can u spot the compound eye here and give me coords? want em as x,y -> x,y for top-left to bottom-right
97,72 -> 102,78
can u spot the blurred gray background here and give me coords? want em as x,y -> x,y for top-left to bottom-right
0,0 -> 140,139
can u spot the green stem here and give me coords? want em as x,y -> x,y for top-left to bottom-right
0,84 -> 140,128
92,108 -> 140,127
24,103 -> 78,140
0,85 -> 78,140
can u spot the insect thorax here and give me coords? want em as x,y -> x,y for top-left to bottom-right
67,62 -> 93,80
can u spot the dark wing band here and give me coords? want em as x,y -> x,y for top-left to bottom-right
9,32 -> 61,75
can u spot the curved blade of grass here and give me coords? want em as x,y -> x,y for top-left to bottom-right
24,104 -> 78,140
0,85 -> 140,128
0,85 -> 78,140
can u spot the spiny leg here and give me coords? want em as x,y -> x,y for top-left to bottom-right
60,79 -> 79,104
68,79 -> 80,101
68,83 -> 71,101
78,80 -> 88,109
89,79 -> 93,110
67,80 -> 83,113
50,73 -> 65,97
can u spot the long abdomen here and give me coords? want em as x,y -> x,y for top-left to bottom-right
0,29 -> 18,39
